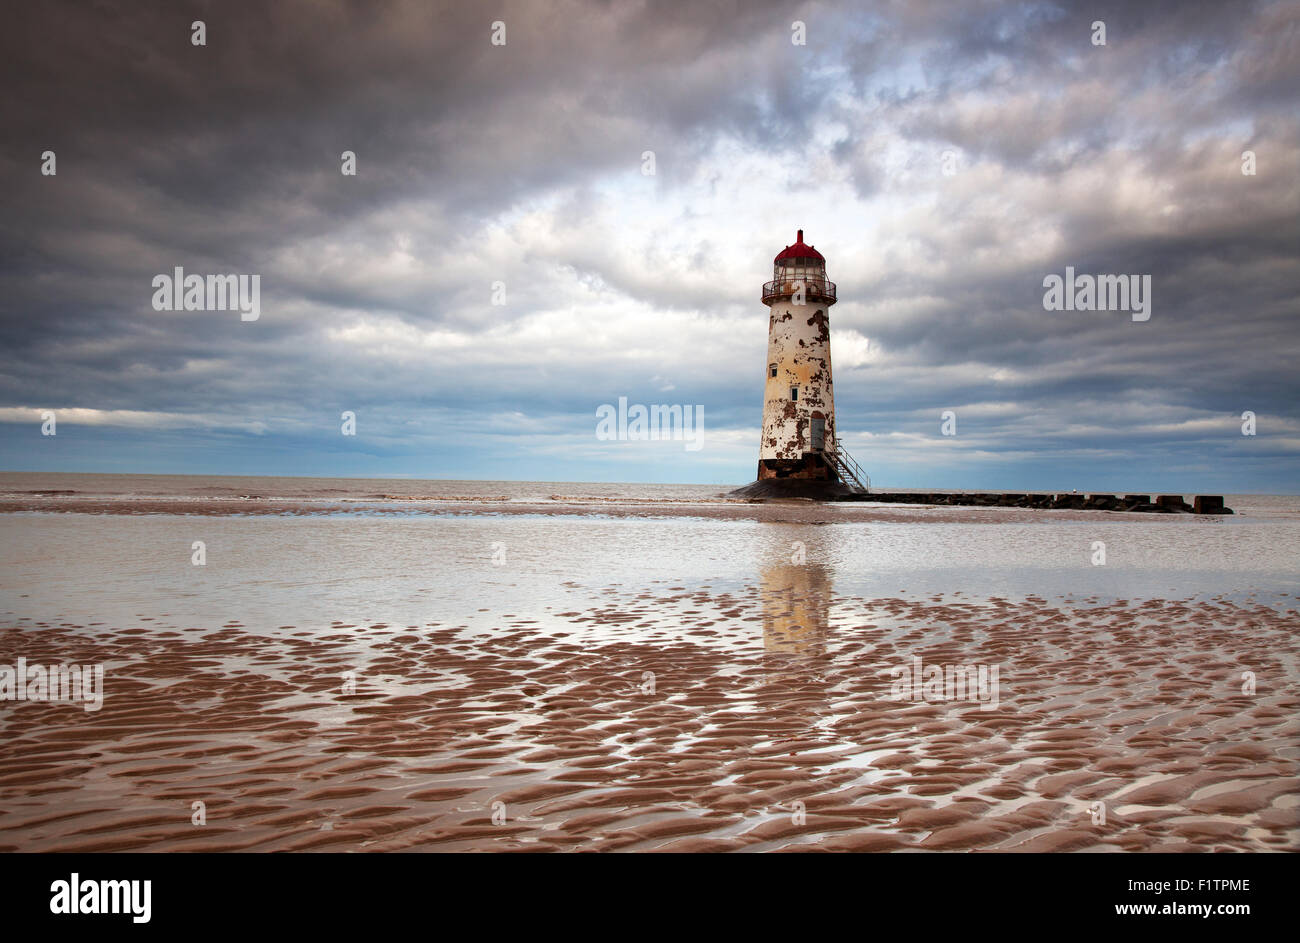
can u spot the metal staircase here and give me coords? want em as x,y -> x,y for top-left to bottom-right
827,442 -> 870,493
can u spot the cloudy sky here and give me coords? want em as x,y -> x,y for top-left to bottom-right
1,0 -> 1297,491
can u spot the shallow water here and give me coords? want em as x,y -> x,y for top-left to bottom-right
1,508 -> 1297,634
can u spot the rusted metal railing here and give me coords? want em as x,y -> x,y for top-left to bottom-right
761,277 -> 836,305
828,442 -> 870,493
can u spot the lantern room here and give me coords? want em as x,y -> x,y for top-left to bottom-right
761,229 -> 837,306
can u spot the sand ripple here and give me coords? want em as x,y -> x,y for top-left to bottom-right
1,593 -> 1296,852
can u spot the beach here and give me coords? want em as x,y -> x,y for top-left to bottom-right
1,474 -> 1297,852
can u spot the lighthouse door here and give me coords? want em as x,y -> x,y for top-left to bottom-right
810,417 -> 825,452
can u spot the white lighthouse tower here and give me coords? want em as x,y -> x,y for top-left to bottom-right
749,229 -> 868,495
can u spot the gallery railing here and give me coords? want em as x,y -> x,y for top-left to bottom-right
761,276 -> 836,305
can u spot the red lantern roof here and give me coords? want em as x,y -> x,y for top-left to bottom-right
774,229 -> 824,263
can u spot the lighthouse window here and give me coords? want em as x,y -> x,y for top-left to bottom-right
790,386 -> 798,401
769,364 -> 777,377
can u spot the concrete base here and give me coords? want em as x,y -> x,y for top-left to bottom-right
757,454 -> 834,480
726,478 -> 855,501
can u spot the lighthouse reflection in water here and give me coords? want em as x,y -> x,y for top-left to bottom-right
759,555 -> 832,659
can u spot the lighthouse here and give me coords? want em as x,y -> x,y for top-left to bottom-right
738,229 -> 868,497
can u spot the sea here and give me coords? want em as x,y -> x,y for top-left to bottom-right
0,473 -> 1297,635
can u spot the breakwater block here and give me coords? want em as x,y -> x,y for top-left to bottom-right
1194,495 -> 1232,515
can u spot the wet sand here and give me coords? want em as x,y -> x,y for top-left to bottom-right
2,592 -> 1296,852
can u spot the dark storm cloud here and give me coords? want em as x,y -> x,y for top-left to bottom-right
0,0 -> 1296,488
0,0 -> 808,384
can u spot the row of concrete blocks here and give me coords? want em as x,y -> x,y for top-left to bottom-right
840,492 -> 1233,514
